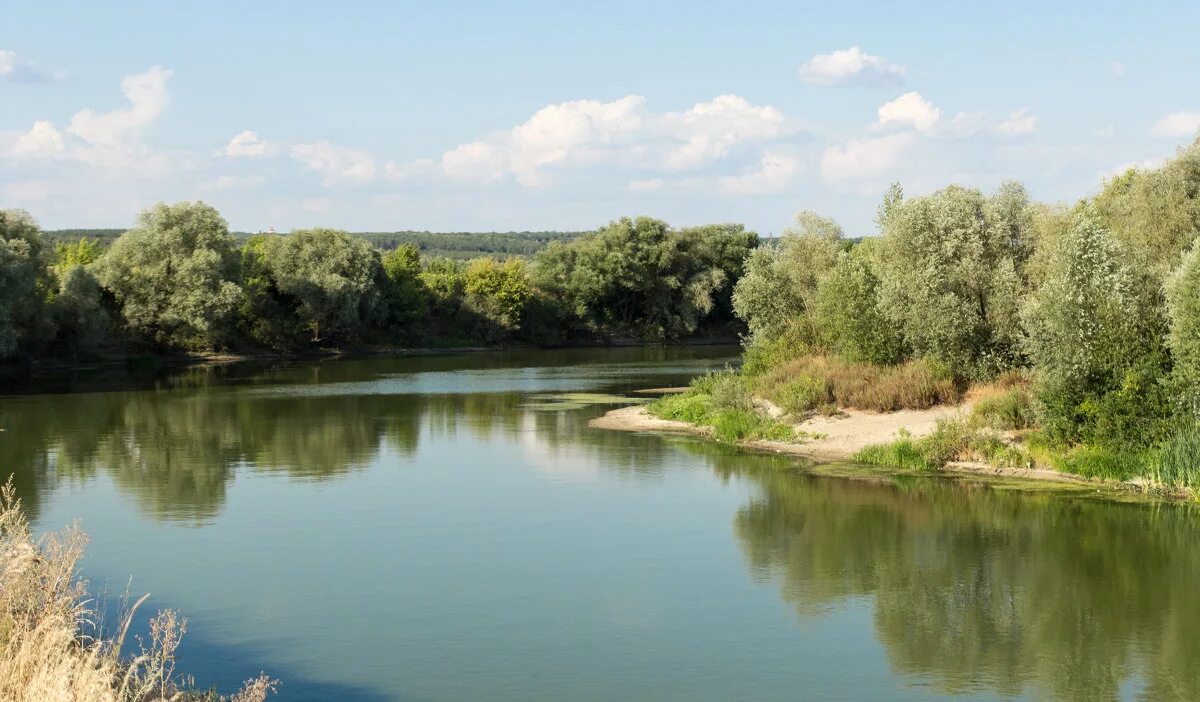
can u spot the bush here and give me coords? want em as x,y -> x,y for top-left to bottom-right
650,392 -> 714,425
973,385 -> 1036,431
852,420 -> 975,470
711,409 -> 795,443
853,431 -> 936,470
740,322 -> 815,377
755,355 -> 959,412
774,374 -> 828,415
690,368 -> 752,412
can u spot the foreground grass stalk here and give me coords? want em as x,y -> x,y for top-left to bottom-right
0,479 -> 278,701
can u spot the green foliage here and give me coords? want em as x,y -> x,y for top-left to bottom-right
811,240 -> 904,364
972,386 -> 1036,431
1092,136 -> 1200,277
93,202 -> 241,350
380,244 -> 427,327
711,409 -> 795,443
650,372 -> 794,444
754,355 -> 959,412
875,183 -> 1030,377
740,324 -> 815,377
0,209 -> 50,358
52,237 -> 102,272
51,265 -> 108,354
650,391 -> 714,425
261,228 -> 384,343
1053,445 -> 1150,482
535,217 -> 757,340
419,257 -> 467,318
237,234 -> 302,349
853,430 -> 941,471
690,368 -> 752,412
1166,238 -> 1200,388
462,258 -> 531,336
1152,423 -> 1200,490
773,374 -> 828,415
1021,208 -> 1170,445
732,212 -> 841,342
853,420 -> 974,471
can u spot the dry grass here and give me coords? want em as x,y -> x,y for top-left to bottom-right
0,478 -> 277,702
754,355 -> 961,414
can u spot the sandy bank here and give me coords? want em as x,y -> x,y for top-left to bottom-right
589,402 -> 1090,486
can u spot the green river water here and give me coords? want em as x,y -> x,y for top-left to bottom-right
1,347 -> 1197,701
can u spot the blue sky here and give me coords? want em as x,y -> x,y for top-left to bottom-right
2,0 -> 1199,235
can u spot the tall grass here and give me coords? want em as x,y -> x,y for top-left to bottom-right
1153,424 -> 1200,490
754,355 -> 960,414
0,479 -> 277,702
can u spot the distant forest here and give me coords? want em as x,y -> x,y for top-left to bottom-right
43,229 -> 590,260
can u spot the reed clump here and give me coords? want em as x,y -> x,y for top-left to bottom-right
0,478 -> 277,702
753,355 -> 961,414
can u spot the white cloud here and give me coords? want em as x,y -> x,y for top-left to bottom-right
660,95 -> 785,170
384,158 -> 436,180
876,92 -> 941,133
628,178 -> 664,192
441,141 -> 508,183
798,46 -> 905,87
719,151 -> 801,194
995,108 -> 1038,136
291,141 -> 376,185
507,95 -> 646,184
821,133 -> 914,183
68,67 -> 172,146
10,121 -> 66,158
225,130 -> 268,157
200,175 -> 266,191
1150,112 -> 1200,138
437,94 -> 787,185
302,197 -> 332,213
0,48 -> 66,83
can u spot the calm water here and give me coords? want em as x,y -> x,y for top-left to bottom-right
2,347 -> 1198,701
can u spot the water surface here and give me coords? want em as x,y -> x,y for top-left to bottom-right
2,348 -> 1197,701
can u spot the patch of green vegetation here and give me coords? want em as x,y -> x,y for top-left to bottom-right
1153,423 -> 1200,490
649,370 -> 796,444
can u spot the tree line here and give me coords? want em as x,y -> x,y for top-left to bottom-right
731,136 -> 1200,457
0,207 -> 758,360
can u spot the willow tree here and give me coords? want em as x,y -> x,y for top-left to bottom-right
93,202 -> 241,350
262,228 -> 384,342
875,183 -> 1030,377
0,209 -> 50,358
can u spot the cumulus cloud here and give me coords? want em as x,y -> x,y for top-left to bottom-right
719,151 -> 801,194
876,91 -> 941,133
437,94 -> 787,186
1150,112 -> 1200,138
384,158 -> 436,180
225,130 -> 268,157
69,67 -> 172,146
0,49 -> 66,83
10,121 -> 66,158
291,141 -> 376,185
995,108 -> 1038,135
798,46 -> 905,87
821,133 -> 914,183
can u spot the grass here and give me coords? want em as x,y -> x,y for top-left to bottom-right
753,355 -> 960,414
0,478 -> 277,702
1151,423 -> 1200,490
649,369 -> 796,444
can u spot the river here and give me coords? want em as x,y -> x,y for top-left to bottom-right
2,347 -> 1197,701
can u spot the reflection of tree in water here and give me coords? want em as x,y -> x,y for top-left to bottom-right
729,466 -> 1200,700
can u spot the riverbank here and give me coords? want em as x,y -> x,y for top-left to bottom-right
590,401 -> 1137,492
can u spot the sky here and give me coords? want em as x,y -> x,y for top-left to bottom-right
2,0 -> 1199,236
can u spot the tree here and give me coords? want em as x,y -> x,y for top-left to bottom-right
262,228 -> 383,342
0,209 -> 50,358
875,184 -> 1030,377
1166,237 -> 1200,390
533,217 -> 753,340
732,211 -> 841,343
1093,136 -> 1200,278
51,265 -> 108,355
463,257 -> 531,336
811,240 -> 905,364
381,244 -> 427,326
237,234 -> 302,349
1020,208 -> 1169,444
93,202 -> 241,349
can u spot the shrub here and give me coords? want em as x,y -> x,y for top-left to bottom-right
690,368 -> 752,412
711,409 -> 795,443
853,431 -> 935,470
740,322 -> 816,377
774,374 -> 828,415
650,392 -> 714,425
973,386 -> 1036,431
755,355 -> 959,412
